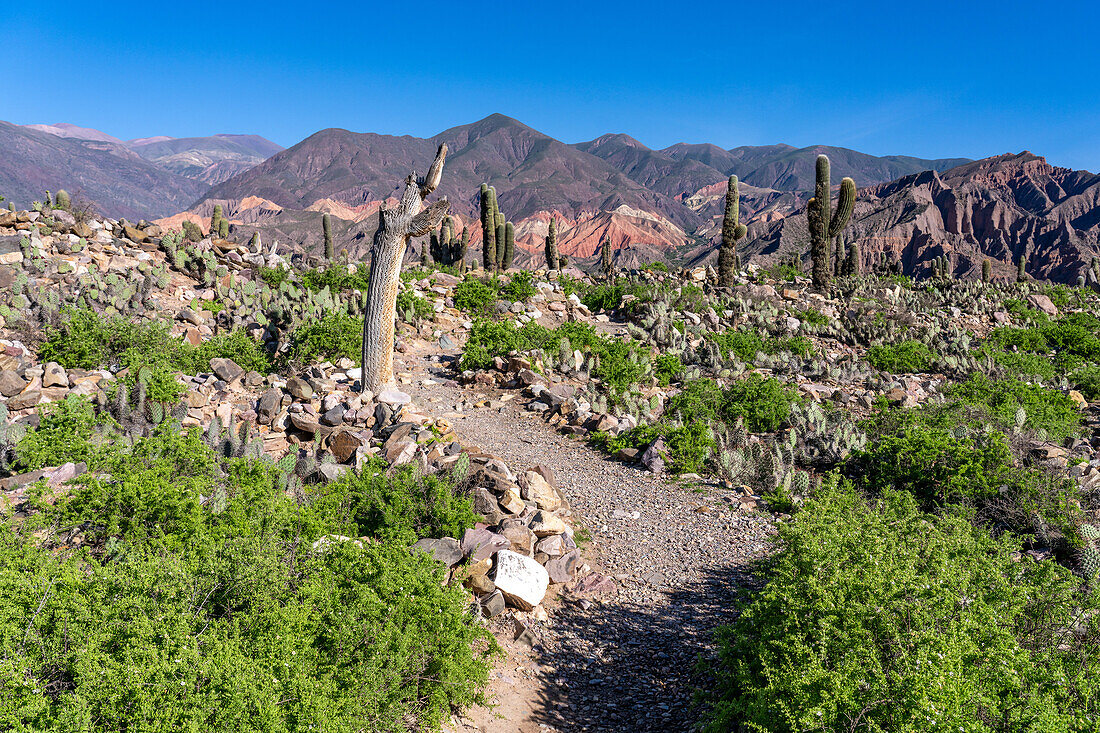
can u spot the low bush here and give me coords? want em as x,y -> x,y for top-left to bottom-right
300,263 -> 371,292
864,339 -> 935,372
945,372 -> 1082,442
499,271 -> 537,302
289,313 -> 362,364
709,330 -> 813,361
40,309 -> 272,376
654,353 -> 684,386
846,403 -> 1083,541
396,288 -> 434,322
703,482 -> 1100,732
453,277 -> 498,315
14,396 -> 107,471
256,265 -> 289,287
721,373 -> 803,433
1,425 -> 491,732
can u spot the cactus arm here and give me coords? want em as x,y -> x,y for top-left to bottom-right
828,177 -> 856,236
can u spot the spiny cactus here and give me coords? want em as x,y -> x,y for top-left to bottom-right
545,219 -> 560,271
1017,254 -> 1027,282
806,155 -> 856,289
210,204 -> 224,237
718,175 -> 747,288
218,218 -> 229,239
601,239 -> 613,280
323,213 -> 334,260
480,184 -> 497,271
982,259 -> 991,283
54,189 -> 70,210
845,239 -> 861,277
502,221 -> 515,270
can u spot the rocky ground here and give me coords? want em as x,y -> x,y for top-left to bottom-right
5,203 -> 1100,731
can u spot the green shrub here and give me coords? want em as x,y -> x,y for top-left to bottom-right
945,373 -> 1082,442
499,271 -> 537,302
709,331 -> 813,362
256,265 -> 289,287
1,427 -> 490,732
721,373 -> 802,433
864,339 -> 935,372
15,396 -> 106,471
594,421 -> 715,475
847,404 -> 1083,540
453,278 -> 498,315
300,263 -> 370,292
289,313 -> 362,364
654,353 -> 683,386
704,482 -> 1100,732
396,288 -> 434,322
794,308 -> 828,327
40,310 -> 272,376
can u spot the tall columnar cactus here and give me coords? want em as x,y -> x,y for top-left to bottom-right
545,219 -> 560,271
54,189 -> 70,210
210,204 -> 224,237
480,184 -> 497,271
322,213 -> 334,260
456,227 -> 469,272
1017,254 -> 1027,282
846,239 -> 861,277
218,218 -> 229,239
601,238 -> 613,279
495,223 -> 506,269
806,155 -> 856,289
502,221 -> 515,269
982,259 -> 991,283
718,175 -> 747,287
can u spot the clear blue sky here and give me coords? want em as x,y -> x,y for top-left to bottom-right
3,1 -> 1099,171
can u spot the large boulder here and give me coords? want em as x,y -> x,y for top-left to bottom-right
493,549 -> 549,611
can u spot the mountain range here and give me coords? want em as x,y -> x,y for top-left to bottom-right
2,113 -> 1099,282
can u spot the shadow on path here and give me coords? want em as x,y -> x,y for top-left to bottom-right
532,562 -> 762,732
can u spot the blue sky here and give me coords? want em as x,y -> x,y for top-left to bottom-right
3,0 -> 1099,170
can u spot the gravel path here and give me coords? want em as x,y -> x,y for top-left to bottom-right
398,346 -> 776,733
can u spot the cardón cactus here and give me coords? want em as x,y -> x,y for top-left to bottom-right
806,155 -> 856,289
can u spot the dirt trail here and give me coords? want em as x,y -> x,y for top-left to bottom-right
397,344 -> 775,733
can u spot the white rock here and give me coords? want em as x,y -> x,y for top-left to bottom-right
493,550 -> 549,611
376,388 -> 411,406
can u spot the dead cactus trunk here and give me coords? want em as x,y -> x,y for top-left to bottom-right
360,143 -> 449,392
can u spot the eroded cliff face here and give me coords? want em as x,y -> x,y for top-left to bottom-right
692,153 -> 1100,283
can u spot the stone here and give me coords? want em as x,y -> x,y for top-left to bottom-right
412,537 -> 463,567
1026,293 -> 1059,316
320,404 -> 347,426
42,362 -> 68,388
329,430 -> 365,463
286,377 -> 313,401
493,549 -> 549,611
210,358 -> 243,383
0,369 -> 26,397
256,388 -> 283,424
439,334 -> 455,349
536,534 -> 565,558
545,549 -> 581,584
290,413 -> 321,434
376,388 -> 411,406
122,224 -> 148,243
480,589 -> 506,618
530,510 -> 568,537
319,463 -> 349,482
461,527 -> 510,562
6,389 -> 40,410
641,438 -> 667,474
0,251 -> 23,266
467,573 -> 496,594
1069,390 -> 1088,409
500,525 -> 536,556
513,619 -> 535,647
382,440 -> 416,466
499,487 -> 526,514
521,470 -> 562,511
46,461 -> 87,487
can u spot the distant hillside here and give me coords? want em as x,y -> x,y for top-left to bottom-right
128,134 -> 284,185
0,121 -> 208,219
691,153 -> 1100,283
1,122 -> 282,215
